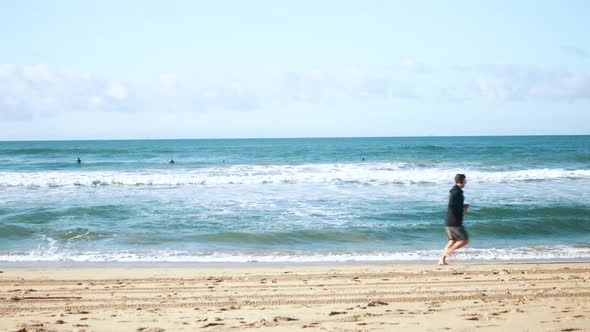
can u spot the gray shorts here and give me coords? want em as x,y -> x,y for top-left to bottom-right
446,226 -> 469,241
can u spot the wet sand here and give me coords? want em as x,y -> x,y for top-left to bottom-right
1,262 -> 589,331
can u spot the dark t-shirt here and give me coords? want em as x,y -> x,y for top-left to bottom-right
445,185 -> 465,227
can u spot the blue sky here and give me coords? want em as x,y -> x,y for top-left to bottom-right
1,0 -> 589,140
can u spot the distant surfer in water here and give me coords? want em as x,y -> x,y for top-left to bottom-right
76,157 -> 82,164
168,159 -> 175,165
439,173 -> 470,265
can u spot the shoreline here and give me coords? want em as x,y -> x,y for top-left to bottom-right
2,262 -> 589,331
2,258 -> 590,269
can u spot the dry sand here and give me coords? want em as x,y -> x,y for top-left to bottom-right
1,262 -> 589,331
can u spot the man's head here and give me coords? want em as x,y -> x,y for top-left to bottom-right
455,173 -> 467,188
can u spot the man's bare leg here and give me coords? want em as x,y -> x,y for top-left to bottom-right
445,240 -> 469,260
439,240 -> 455,265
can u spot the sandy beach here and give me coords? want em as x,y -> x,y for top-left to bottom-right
0,262 -> 589,331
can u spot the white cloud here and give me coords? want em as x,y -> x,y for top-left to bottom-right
529,73 -> 590,100
475,75 -> 510,102
265,70 -> 419,102
560,45 -> 587,58
88,96 -> 102,107
0,64 -> 426,120
1,63 -> 588,121
471,65 -> 590,102
399,59 -> 431,73
107,83 -> 128,100
0,64 -> 133,119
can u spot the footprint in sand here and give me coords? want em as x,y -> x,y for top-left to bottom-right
273,316 -> 298,322
16,321 -> 45,331
245,319 -> 274,328
368,301 -> 388,307
491,310 -> 510,316
302,322 -> 321,328
463,313 -> 483,321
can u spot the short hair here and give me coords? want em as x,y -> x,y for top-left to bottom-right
455,173 -> 466,184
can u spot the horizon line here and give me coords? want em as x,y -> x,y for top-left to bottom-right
1,133 -> 589,143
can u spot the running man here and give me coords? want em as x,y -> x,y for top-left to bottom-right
439,173 -> 470,265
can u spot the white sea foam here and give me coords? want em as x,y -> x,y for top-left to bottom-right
1,246 -> 589,263
0,164 -> 589,188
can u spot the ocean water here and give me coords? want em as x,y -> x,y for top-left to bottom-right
0,136 -> 589,264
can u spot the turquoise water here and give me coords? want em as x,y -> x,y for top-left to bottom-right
0,136 -> 589,263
